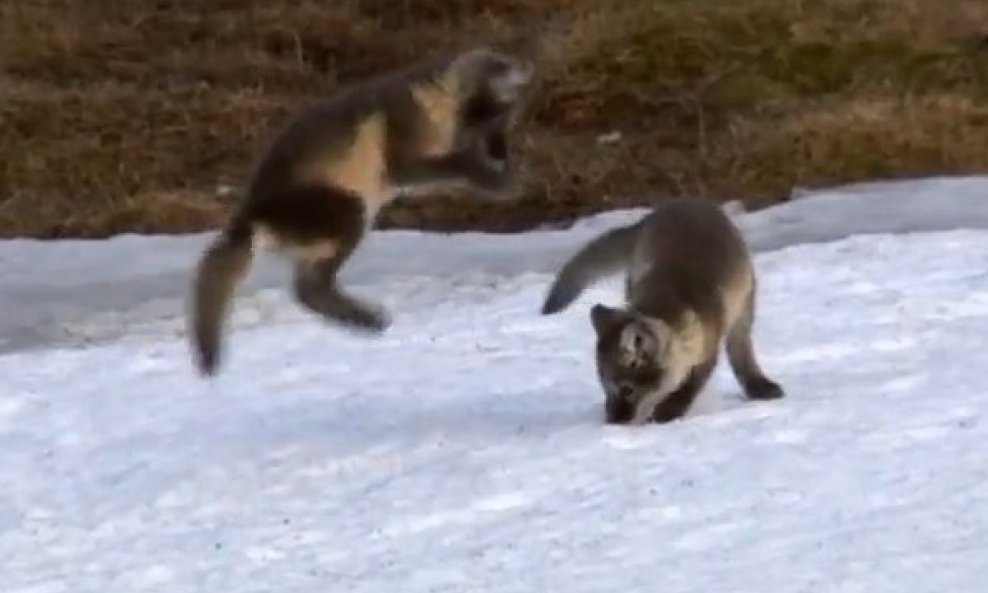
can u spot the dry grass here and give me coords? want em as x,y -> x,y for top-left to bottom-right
2,0 -> 987,238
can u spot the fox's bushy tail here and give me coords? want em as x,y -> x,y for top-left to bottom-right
189,220 -> 254,376
541,221 -> 641,315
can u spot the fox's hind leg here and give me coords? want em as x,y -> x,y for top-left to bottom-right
293,254 -> 390,334
725,284 -> 784,400
249,184 -> 391,334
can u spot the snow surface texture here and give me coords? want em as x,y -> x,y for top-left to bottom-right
1,177 -> 988,592
3,175 -> 988,354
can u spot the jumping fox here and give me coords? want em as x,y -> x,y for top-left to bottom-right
541,198 -> 785,424
189,47 -> 535,376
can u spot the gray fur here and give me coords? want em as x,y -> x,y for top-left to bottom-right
541,198 -> 785,424
188,46 -> 534,377
189,223 -> 254,375
541,222 -> 643,315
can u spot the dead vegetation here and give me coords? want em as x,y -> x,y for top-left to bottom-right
2,0 -> 987,238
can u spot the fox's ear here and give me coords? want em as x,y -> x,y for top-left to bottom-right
590,304 -> 626,337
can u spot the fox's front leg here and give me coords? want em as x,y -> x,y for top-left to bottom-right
651,358 -> 717,423
391,114 -> 516,197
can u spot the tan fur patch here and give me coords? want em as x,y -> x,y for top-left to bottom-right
664,310 -> 710,383
296,240 -> 339,263
721,260 -> 754,330
296,113 -> 389,223
410,77 -> 460,158
629,311 -> 710,424
251,224 -> 281,253
328,113 -> 388,204
626,258 -> 755,424
252,223 -> 338,262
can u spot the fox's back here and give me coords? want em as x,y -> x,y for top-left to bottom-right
633,198 -> 748,280
627,198 -> 753,326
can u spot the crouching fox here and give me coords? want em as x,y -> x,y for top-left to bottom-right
541,198 -> 785,424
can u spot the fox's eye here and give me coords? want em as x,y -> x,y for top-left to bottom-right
633,333 -> 644,350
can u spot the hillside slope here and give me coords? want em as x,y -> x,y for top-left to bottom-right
1,177 -> 987,592
2,0 -> 988,237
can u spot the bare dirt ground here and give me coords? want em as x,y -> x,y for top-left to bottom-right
2,0 -> 987,238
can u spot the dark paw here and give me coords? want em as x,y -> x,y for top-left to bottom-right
194,349 -> 220,377
338,306 -> 391,335
604,397 -> 633,424
746,377 -> 785,400
192,334 -> 221,377
650,406 -> 686,424
470,162 -> 514,199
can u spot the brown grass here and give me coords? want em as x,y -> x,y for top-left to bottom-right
2,0 -> 987,238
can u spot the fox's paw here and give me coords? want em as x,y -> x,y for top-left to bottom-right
344,305 -> 392,335
745,377 -> 785,400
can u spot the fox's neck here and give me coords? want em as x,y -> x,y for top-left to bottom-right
629,264 -> 722,329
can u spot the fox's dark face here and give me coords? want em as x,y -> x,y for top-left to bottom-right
454,48 -> 534,132
442,48 -> 533,197
474,50 -> 535,105
590,304 -> 666,424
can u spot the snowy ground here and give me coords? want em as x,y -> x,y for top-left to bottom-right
1,177 -> 988,592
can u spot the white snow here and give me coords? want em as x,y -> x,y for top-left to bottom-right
1,176 -> 987,592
